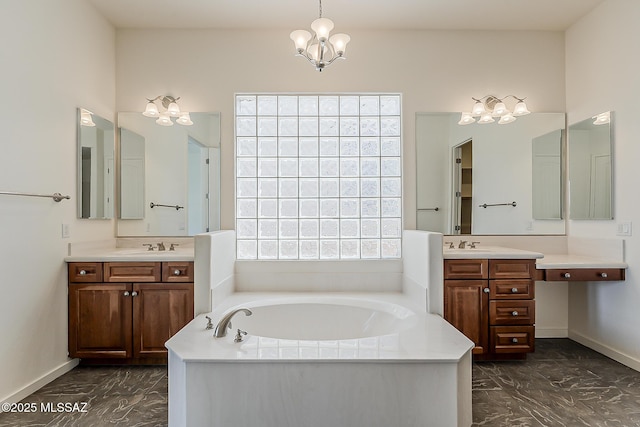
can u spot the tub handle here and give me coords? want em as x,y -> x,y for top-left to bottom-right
234,329 -> 248,343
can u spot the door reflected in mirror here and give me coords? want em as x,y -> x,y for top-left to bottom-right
117,112 -> 221,236
568,111 -> 613,220
77,108 -> 114,219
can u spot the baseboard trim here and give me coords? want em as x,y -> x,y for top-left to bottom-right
0,358 -> 79,405
569,331 -> 640,372
535,328 -> 568,338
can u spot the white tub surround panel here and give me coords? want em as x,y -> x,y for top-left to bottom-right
403,230 -> 443,315
195,230 -> 236,313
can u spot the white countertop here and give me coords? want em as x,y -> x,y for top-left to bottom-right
443,245 -> 544,260
64,247 -> 194,262
536,254 -> 628,269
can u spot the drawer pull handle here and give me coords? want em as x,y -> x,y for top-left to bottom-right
174,269 -> 181,276
512,338 -> 519,343
483,288 -> 490,293
131,291 -> 138,297
512,311 -> 519,316
79,270 -> 87,275
600,272 -> 608,278
511,287 -> 518,293
124,291 -> 130,296
563,272 -> 571,278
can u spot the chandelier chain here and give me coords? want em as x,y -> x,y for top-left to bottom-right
319,0 -> 323,18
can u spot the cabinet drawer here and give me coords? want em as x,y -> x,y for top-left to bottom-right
490,326 -> 535,353
543,268 -> 625,282
162,262 -> 194,282
444,259 -> 488,279
489,259 -> 536,279
489,300 -> 535,325
490,280 -> 534,299
104,262 -> 161,282
68,263 -> 103,282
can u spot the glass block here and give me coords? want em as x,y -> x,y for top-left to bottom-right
320,138 -> 338,156
278,138 -> 298,156
360,138 -> 380,156
258,240 -> 278,259
319,118 -> 339,136
300,138 -> 318,157
340,219 -> 360,237
340,240 -> 360,258
237,199 -> 257,218
340,96 -> 359,115
339,138 -> 359,156
381,117 -> 401,136
360,96 -> 379,116
299,198 -> 319,217
279,220 -> 299,238
360,178 -> 380,197
299,117 -> 319,136
319,179 -> 339,197
258,158 -> 277,177
258,219 -> 278,238
278,178 -> 297,198
279,199 -> 298,218
381,177 -> 402,197
319,96 -> 339,115
340,178 -> 359,197
381,198 -> 401,217
299,96 -> 318,116
361,198 -> 380,217
258,179 -> 277,198
361,240 -> 380,259
258,117 -> 277,136
300,240 -> 319,259
361,158 -> 380,177
299,179 -> 319,198
361,219 -> 380,238
300,219 -> 319,238
320,219 -> 339,238
236,96 -> 256,115
381,158 -> 401,176
237,178 -> 257,198
258,199 -> 278,217
299,159 -> 318,177
257,96 -> 278,115
258,137 -> 277,156
279,158 -> 298,177
320,158 -> 339,177
320,199 -> 339,217
236,219 -> 257,238
279,240 -> 299,259
237,240 -> 257,259
380,96 -> 401,115
339,158 -> 359,177
236,117 -> 257,136
278,96 -> 298,116
320,240 -> 339,259
381,218 -> 402,238
237,138 -> 256,156
235,157 -> 257,178
279,118 -> 298,137
360,118 -> 380,137
381,239 -> 402,258
340,117 -> 359,136
381,137 -> 401,156
340,199 -> 359,217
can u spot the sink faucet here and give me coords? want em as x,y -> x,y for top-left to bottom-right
157,242 -> 166,251
213,308 -> 252,338
458,240 -> 467,249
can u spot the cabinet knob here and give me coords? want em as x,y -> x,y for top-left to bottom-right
123,291 -> 130,296
600,272 -> 608,278
131,291 -> 138,297
174,269 -> 181,276
512,311 -> 519,317
511,287 -> 518,293
563,272 -> 571,278
483,288 -> 490,293
512,338 -> 519,343
79,270 -> 87,275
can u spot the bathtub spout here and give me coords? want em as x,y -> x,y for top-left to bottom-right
213,308 -> 252,338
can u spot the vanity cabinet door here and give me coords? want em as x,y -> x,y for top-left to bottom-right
132,283 -> 194,358
68,284 -> 133,359
444,280 -> 489,354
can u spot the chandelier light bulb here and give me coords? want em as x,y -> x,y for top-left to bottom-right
143,101 -> 160,117
478,113 -> 495,124
513,101 -> 530,116
492,101 -> 507,116
498,113 -> 517,124
290,30 -> 312,53
471,101 -> 485,116
311,17 -> 334,42
460,95 -> 531,125
167,101 -> 181,117
176,112 -> 193,126
329,33 -> 350,56
458,112 -> 476,125
156,114 -> 174,126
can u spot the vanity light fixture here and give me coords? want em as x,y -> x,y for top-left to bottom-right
142,95 -> 193,126
289,0 -> 350,72
593,111 -> 610,125
458,95 -> 530,125
80,109 -> 96,127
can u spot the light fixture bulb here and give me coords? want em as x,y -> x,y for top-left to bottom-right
311,18 -> 334,42
478,113 -> 495,124
80,109 -> 95,127
290,30 -> 312,53
156,114 -> 173,126
143,101 -> 159,117
593,111 -> 610,125
492,102 -> 507,116
513,101 -> 531,116
458,112 -> 476,125
176,112 -> 193,126
167,102 -> 181,117
498,113 -> 517,124
471,101 -> 485,116
329,33 -> 350,56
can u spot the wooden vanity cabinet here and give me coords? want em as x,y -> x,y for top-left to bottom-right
444,258 -> 536,360
68,261 -> 194,363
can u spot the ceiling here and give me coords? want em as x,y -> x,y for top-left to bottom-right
88,0 -> 605,31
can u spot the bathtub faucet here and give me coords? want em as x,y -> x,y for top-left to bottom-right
213,308 -> 252,338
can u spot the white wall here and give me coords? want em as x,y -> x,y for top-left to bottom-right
0,0 -> 116,402
566,0 -> 640,369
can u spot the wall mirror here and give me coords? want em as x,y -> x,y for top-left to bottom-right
117,112 -> 221,236
416,112 -> 565,235
568,111 -> 613,220
77,108 -> 115,219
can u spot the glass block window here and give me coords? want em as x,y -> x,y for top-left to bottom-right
235,94 -> 402,260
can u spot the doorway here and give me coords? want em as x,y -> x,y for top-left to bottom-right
452,139 -> 472,234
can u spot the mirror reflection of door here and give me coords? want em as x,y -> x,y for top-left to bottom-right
452,139 -> 472,234
187,137 -> 209,234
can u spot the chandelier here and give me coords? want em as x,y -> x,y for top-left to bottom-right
289,0 -> 350,72
458,95 -> 530,125
142,95 -> 193,126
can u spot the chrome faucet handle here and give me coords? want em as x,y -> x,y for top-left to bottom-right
234,329 -> 248,343
205,316 -> 213,330
169,243 -> 179,251
157,242 -> 166,251
444,241 -> 454,249
143,243 -> 155,251
470,241 -> 481,248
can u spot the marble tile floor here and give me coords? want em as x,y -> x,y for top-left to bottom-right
1,339 -> 639,426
